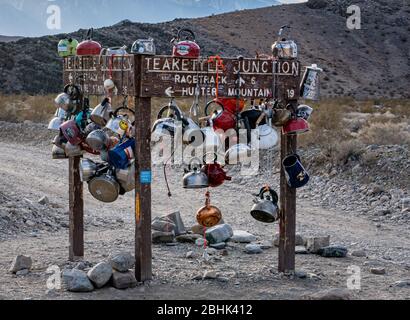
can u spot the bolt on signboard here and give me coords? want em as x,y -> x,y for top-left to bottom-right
63,54 -> 301,281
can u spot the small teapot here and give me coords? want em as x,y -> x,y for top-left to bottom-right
250,187 -> 280,223
201,153 -> 231,188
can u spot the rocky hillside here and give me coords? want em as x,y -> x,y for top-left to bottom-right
0,0 -> 409,98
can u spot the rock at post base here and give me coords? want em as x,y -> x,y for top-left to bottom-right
109,252 -> 135,272
111,271 -> 138,290
205,224 -> 234,245
9,255 -> 33,274
318,246 -> 348,258
87,262 -> 113,288
306,236 -> 331,253
151,217 -> 176,234
63,269 -> 94,292
165,212 -> 186,236
152,231 -> 175,244
245,244 -> 263,254
176,234 -> 203,244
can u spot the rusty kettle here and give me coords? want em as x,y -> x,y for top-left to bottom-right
250,187 -> 280,223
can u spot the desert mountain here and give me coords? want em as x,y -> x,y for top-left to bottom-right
0,0 -> 409,98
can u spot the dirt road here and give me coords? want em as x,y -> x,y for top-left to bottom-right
0,131 -> 409,300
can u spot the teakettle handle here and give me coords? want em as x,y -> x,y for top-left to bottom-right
177,28 -> 196,42
259,186 -> 279,204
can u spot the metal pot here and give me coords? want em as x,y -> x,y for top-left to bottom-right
64,142 -> 84,157
86,130 -> 110,152
48,117 -> 64,131
54,93 -> 72,112
80,159 -> 98,182
88,170 -> 120,203
250,187 -> 280,223
116,161 -> 135,193
52,145 -> 68,159
196,191 -> 222,228
91,98 -> 113,126
183,158 -> 209,189
53,134 -> 67,149
225,144 -> 252,165
255,125 -> 279,150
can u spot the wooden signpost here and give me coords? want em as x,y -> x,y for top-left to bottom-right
63,54 -> 302,281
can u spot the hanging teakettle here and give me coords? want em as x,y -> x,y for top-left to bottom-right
86,129 -> 110,152
52,145 -> 68,160
250,187 -> 280,223
196,191 -> 222,228
172,29 -> 200,58
283,154 -> 310,189
58,38 -> 79,57
282,118 -> 310,135
106,113 -> 132,138
201,153 -> 231,188
131,38 -> 156,55
300,64 -> 323,101
271,26 -> 298,59
183,158 -> 209,189
152,104 -> 183,139
225,144 -> 252,165
77,28 -> 102,56
91,98 -> 113,126
100,46 -> 128,56
297,105 -> 314,121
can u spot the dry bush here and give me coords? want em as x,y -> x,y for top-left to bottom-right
0,94 -> 56,123
358,121 -> 410,146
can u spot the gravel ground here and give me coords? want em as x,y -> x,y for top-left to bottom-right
0,122 -> 409,300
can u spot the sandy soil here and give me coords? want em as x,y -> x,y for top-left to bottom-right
0,132 -> 409,300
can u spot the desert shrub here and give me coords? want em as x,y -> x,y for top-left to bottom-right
334,139 -> 365,165
358,121 -> 410,146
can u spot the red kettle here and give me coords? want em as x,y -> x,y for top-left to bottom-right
172,29 -> 200,58
77,28 -> 102,56
202,153 -> 232,188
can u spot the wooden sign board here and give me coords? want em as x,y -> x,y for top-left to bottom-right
63,56 -> 135,96
139,56 -> 301,100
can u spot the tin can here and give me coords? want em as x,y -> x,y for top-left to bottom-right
300,64 -> 323,101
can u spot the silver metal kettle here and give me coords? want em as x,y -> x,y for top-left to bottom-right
183,158 -> 209,189
250,187 -> 280,223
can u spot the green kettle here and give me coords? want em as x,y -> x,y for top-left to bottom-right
58,38 -> 79,57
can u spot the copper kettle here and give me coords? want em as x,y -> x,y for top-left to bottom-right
196,192 -> 222,228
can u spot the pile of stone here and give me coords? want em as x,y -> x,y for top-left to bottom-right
274,234 -> 349,258
9,255 -> 33,276
62,252 -> 137,293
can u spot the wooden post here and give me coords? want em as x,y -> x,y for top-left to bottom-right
69,156 -> 84,261
134,55 -> 153,282
279,133 -> 297,273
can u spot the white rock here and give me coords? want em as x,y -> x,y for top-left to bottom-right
10,255 -> 32,274
230,230 -> 257,243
